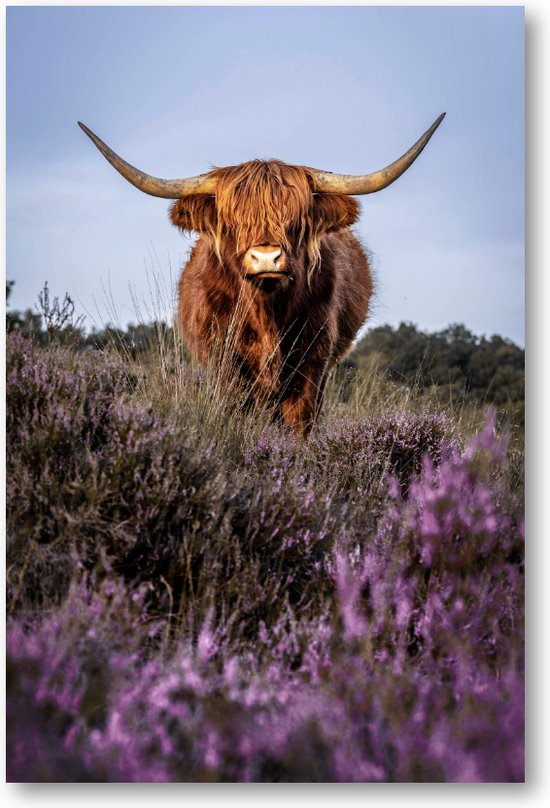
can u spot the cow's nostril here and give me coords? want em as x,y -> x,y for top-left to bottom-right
249,248 -> 282,267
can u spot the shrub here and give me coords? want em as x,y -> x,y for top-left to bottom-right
6,334 -> 524,782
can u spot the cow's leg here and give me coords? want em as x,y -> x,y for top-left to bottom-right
280,362 -> 329,437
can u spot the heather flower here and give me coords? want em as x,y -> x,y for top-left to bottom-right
6,333 -> 523,782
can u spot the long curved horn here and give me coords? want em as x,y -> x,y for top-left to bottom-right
310,113 -> 446,195
78,122 -> 217,198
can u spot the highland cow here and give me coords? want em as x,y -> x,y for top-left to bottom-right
79,113 -> 445,435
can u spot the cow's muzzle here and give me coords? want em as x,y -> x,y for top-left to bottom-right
244,246 -> 290,285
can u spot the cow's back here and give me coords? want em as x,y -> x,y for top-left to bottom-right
322,229 -> 373,360
177,239 -> 240,362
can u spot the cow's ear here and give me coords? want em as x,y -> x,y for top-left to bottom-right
170,196 -> 218,234
312,194 -> 360,233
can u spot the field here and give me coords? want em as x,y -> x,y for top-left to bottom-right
6,320 -> 524,782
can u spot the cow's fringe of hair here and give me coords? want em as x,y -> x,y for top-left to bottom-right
212,160 -> 317,269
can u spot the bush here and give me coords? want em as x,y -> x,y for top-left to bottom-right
6,332 -> 524,782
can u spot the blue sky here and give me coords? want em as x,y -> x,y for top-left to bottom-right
6,5 -> 524,344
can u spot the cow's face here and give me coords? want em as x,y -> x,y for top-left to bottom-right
170,160 -> 360,290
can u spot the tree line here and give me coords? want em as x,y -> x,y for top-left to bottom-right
5,281 -> 177,356
350,321 -> 524,413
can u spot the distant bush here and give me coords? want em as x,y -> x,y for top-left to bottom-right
351,322 -> 524,423
6,329 -> 524,782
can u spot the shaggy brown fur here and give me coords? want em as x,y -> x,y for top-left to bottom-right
171,159 -> 372,435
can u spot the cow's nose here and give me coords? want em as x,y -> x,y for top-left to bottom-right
248,247 -> 282,273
